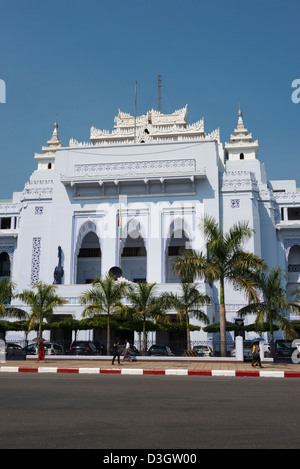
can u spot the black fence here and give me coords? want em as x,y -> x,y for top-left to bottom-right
13,339 -> 235,358
6,338 -> 299,363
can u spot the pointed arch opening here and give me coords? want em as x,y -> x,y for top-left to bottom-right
120,219 -> 147,282
76,231 -> 101,284
165,219 -> 192,283
288,244 -> 300,280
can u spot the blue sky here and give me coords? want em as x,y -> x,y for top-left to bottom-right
0,0 -> 300,198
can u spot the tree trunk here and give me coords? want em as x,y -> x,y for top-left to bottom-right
106,315 -> 110,356
270,319 -> 275,362
38,317 -> 42,338
186,314 -> 191,351
143,321 -> 147,356
219,279 -> 227,357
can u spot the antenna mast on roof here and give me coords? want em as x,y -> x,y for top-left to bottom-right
158,74 -> 162,113
134,80 -> 137,143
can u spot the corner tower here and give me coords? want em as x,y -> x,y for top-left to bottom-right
225,107 -> 258,161
34,118 -> 63,170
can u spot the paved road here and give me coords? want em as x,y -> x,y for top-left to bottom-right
0,374 -> 299,449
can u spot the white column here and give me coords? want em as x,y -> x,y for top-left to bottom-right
147,204 -> 163,283
260,342 -> 265,362
235,336 -> 244,361
101,206 -> 118,275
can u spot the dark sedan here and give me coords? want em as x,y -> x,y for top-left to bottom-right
65,341 -> 98,356
147,345 -> 175,356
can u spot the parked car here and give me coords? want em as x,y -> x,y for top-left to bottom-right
147,345 -> 175,356
5,342 -> 26,359
26,342 -> 64,356
193,345 -> 213,357
65,341 -> 98,356
275,340 -> 296,358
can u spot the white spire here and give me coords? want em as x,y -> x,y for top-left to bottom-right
224,107 -> 259,161
44,116 -> 62,152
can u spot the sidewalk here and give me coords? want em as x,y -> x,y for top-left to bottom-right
1,357 -> 300,377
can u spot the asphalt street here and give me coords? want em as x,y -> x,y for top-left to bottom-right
0,374 -> 299,450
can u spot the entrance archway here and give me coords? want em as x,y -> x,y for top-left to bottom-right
120,220 -> 147,282
76,231 -> 101,284
165,219 -> 192,283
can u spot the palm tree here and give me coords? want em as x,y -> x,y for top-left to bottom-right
124,281 -> 166,355
0,277 -> 26,341
80,272 -> 128,355
173,216 -> 266,356
162,282 -> 210,351
237,267 -> 300,359
16,281 -> 67,338
0,277 -> 25,319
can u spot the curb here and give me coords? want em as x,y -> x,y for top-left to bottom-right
1,366 -> 300,378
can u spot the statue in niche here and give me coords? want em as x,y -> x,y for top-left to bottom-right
53,246 -> 64,284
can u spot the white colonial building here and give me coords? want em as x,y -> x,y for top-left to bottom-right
2,105 -> 300,347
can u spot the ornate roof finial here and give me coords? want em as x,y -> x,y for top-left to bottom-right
54,113 -> 58,130
41,115 -> 62,153
238,101 -> 242,117
237,104 -> 246,131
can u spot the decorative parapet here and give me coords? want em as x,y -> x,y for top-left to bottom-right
69,138 -> 94,148
0,203 -> 22,213
272,192 -> 300,204
21,179 -> 54,201
220,171 -> 259,192
258,189 -> 274,201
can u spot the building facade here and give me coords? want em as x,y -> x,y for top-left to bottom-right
1,106 -> 300,346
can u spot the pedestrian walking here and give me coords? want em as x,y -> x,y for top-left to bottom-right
112,337 -> 121,365
251,342 -> 262,368
123,339 -> 132,362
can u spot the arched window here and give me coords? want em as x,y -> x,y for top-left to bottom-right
76,231 -> 101,284
240,153 -> 244,160
48,163 -> 52,169
0,252 -> 10,277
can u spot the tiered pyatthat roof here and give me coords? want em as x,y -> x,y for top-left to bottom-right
225,107 -> 258,160
34,119 -> 63,170
69,105 -> 220,147
42,119 -> 63,153
229,108 -> 254,144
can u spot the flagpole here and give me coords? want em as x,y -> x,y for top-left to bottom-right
118,200 -> 123,268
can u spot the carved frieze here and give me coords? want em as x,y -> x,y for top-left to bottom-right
74,159 -> 197,178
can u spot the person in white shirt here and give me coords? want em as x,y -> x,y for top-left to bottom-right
123,339 -> 132,362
